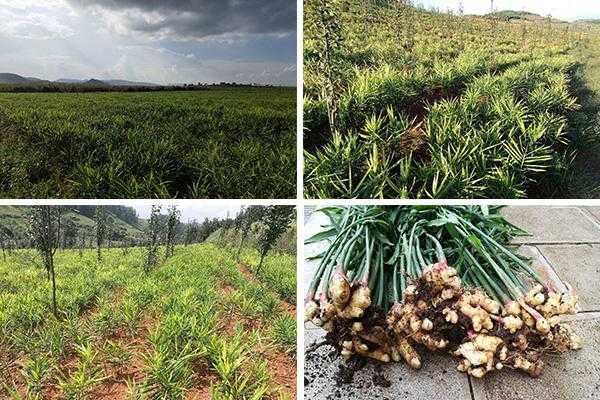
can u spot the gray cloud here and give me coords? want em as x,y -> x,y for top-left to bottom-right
68,0 -> 296,40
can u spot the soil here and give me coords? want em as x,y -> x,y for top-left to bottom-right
335,356 -> 368,385
265,349 -> 298,397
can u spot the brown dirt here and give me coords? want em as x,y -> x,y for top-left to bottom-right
264,350 -> 297,399
220,283 -> 236,295
187,366 -> 219,400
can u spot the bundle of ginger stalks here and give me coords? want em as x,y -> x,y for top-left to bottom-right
305,206 -> 582,378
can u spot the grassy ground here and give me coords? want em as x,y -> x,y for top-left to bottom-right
304,0 -> 600,199
0,243 -> 296,399
0,87 -> 296,199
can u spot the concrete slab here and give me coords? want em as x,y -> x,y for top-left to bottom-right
304,329 -> 472,400
581,207 -> 600,226
471,318 -> 600,400
502,207 -> 600,244
537,244 -> 600,312
517,245 -> 568,293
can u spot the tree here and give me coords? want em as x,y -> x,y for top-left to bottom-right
77,228 -> 86,258
145,205 -> 162,273
235,206 -> 267,262
165,206 -> 181,258
94,206 -> 108,261
184,220 -> 197,246
458,1 -> 464,16
256,206 -> 295,273
306,0 -> 345,133
0,222 -> 13,262
490,0 -> 494,13
29,206 -> 62,318
62,218 -> 77,249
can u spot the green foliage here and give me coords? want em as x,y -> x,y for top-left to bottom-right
0,243 -> 296,399
165,206 -> 181,259
304,0 -> 600,198
239,248 -> 296,303
257,206 -> 295,271
0,88 -> 296,199
270,314 -> 297,354
144,206 -> 162,273
28,206 -> 62,317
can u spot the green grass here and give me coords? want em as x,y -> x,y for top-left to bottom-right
0,87 -> 296,198
0,243 -> 296,399
239,248 -> 297,304
304,0 -> 600,199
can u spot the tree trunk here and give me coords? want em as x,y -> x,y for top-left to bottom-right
97,243 -> 101,261
257,250 -> 266,275
46,254 -> 51,281
236,231 -> 248,262
50,254 -> 58,318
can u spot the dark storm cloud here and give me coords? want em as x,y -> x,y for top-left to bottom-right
69,0 -> 296,39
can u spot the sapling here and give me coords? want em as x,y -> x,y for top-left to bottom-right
144,205 -> 162,273
165,205 -> 180,259
94,206 -> 108,261
29,206 -> 62,318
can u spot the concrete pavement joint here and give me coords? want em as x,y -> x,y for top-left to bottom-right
561,310 -> 600,322
578,207 -> 600,231
467,375 -> 477,400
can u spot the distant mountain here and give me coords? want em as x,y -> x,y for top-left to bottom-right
55,78 -> 83,84
0,73 -> 30,84
577,19 -> 600,25
57,78 -> 158,86
0,74 -> 160,86
83,78 -> 108,85
487,10 -> 563,23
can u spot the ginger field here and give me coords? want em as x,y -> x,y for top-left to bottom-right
304,0 -> 600,199
0,87 -> 296,199
0,243 -> 297,399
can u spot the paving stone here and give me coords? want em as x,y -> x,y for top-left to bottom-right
537,244 -> 600,311
502,207 -> 600,244
304,329 -> 472,400
517,245 -> 568,293
472,318 -> 600,400
582,207 -> 600,225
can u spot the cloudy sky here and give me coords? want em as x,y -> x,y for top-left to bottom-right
133,204 -> 241,222
419,0 -> 600,21
0,0 -> 296,85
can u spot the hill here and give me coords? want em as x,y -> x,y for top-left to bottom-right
83,78 -> 108,86
487,10 -> 561,23
0,73 -> 30,84
577,19 -> 600,25
0,206 -> 144,244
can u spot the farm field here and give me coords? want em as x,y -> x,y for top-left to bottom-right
0,87 -> 296,199
0,243 -> 297,399
304,0 -> 600,199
